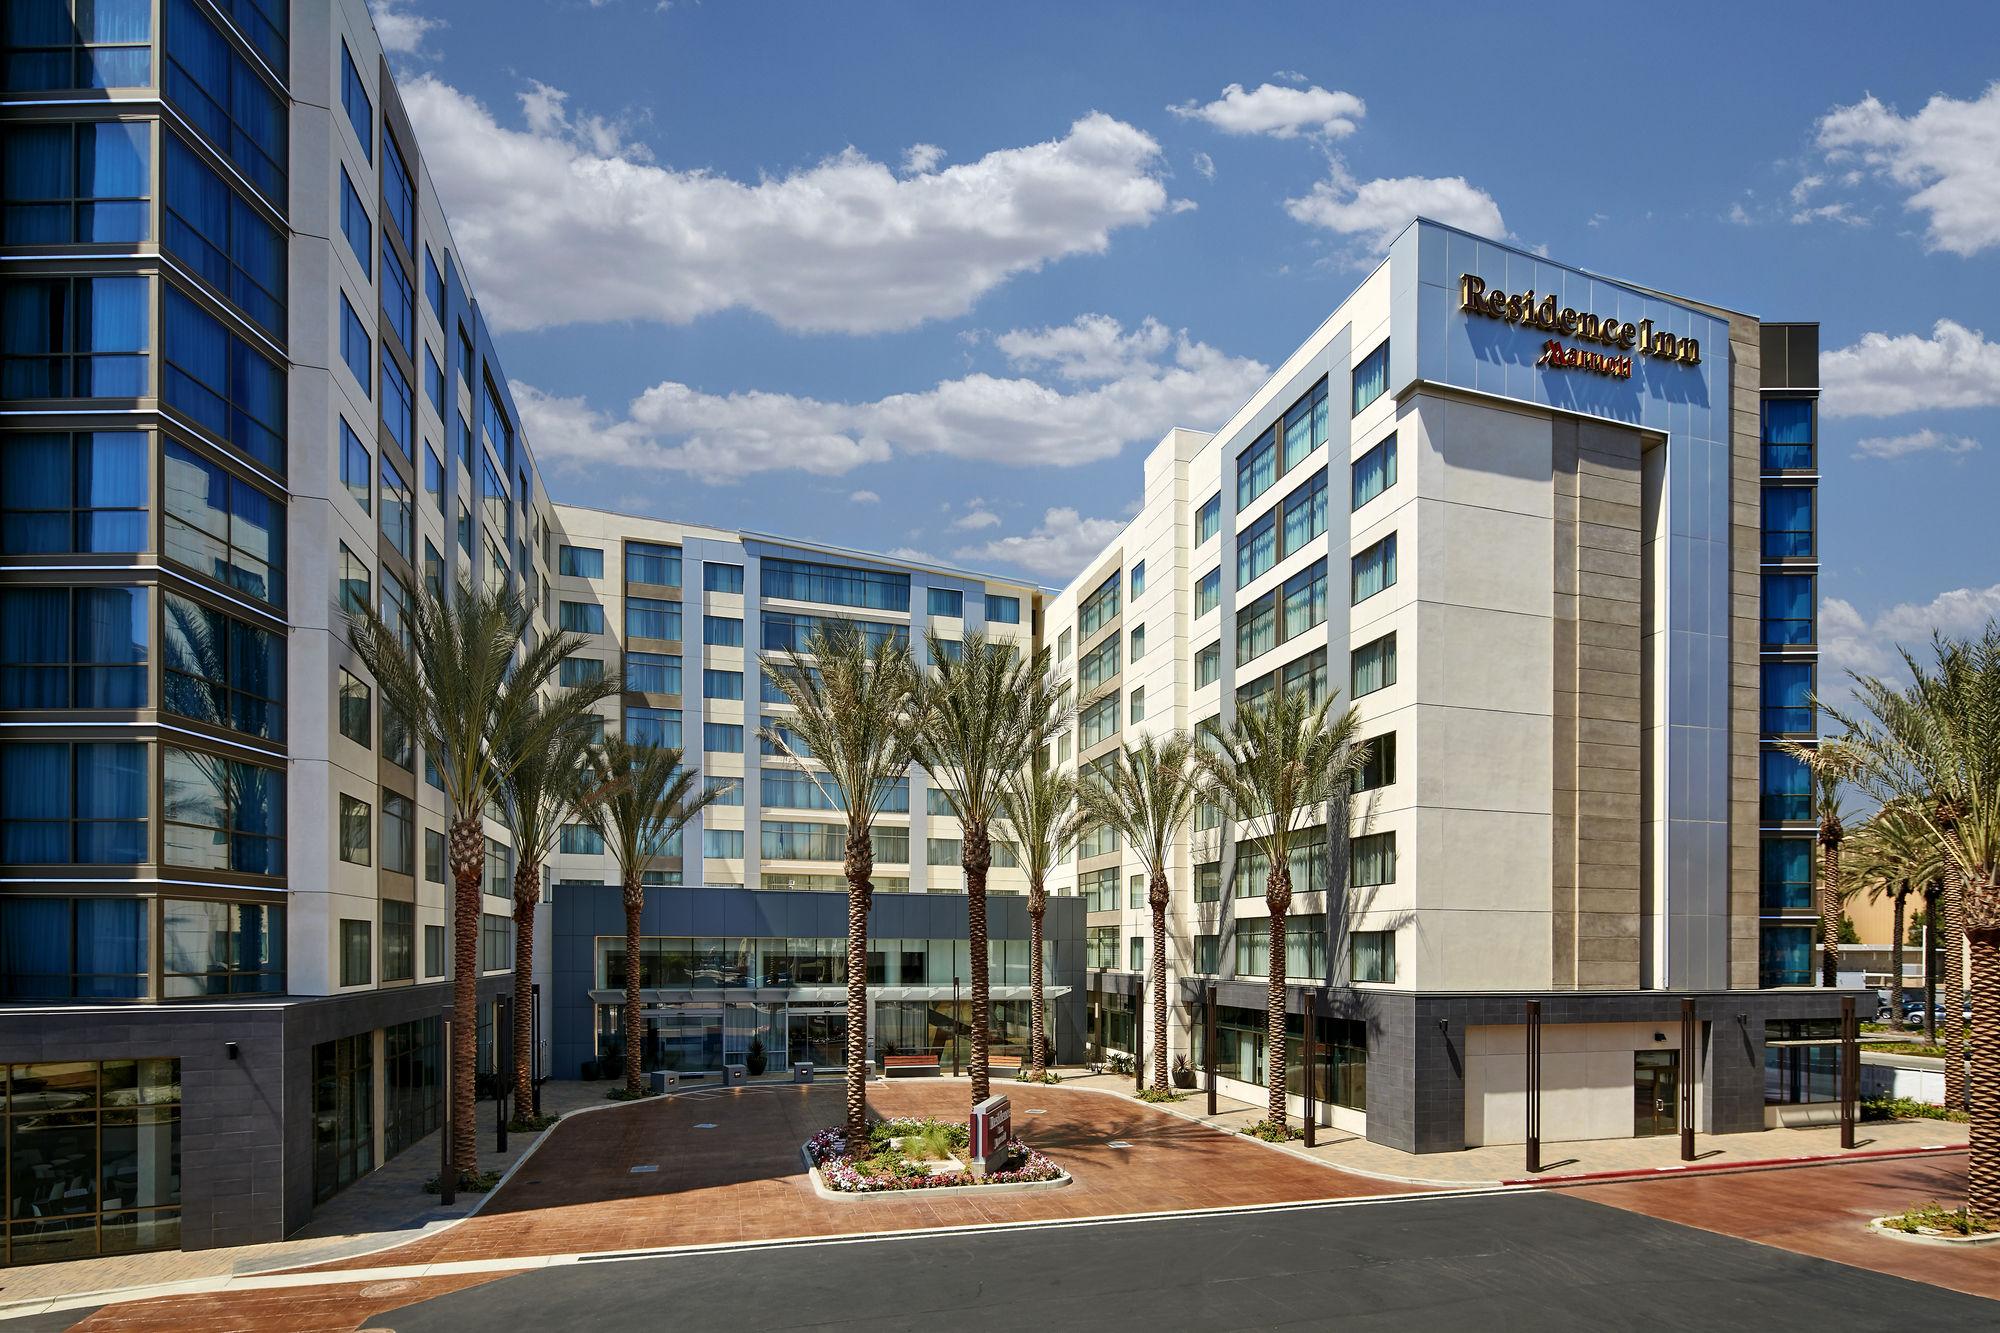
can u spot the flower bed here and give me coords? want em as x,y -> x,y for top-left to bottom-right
804,1116 -> 1065,1194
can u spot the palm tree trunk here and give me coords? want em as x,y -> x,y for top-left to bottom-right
1149,873 -> 1169,1093
843,830 -> 873,1144
511,858 -> 540,1113
1968,924 -> 2000,1216
1028,888 -> 1048,1081
1819,834 -> 1841,989
445,815 -> 485,1179
1890,882 -> 1908,1032
1265,865 -> 1292,1127
1946,868 -> 1967,1110
622,874 -> 645,1094
964,822 -> 992,1106
1925,883 -> 1940,1045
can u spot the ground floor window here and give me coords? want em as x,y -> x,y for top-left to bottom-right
383,1017 -> 441,1160
877,999 -> 1029,1066
3,1059 -> 180,1267
311,1034 -> 373,1203
1764,1018 -> 1841,1106
1087,986 -> 1135,1058
1215,1004 -> 1366,1111
1759,924 -> 1813,989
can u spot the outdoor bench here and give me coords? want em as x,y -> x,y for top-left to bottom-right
884,1054 -> 942,1077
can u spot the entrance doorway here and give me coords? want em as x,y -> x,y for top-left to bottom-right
1634,1049 -> 1678,1136
787,1011 -> 845,1068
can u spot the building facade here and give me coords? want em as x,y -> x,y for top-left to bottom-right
0,2 -> 1068,1266
1040,220 -> 1842,1152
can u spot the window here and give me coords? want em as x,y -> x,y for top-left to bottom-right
1056,628 -> 1071,662
1352,433 -> 1396,509
1352,534 -> 1397,604
1762,573 -> 1814,647
162,441 -> 283,603
0,897 -> 149,1000
559,544 -> 603,578
380,453 -> 412,557
424,923 -> 445,976
159,744 -> 283,873
5,119 -> 150,249
381,795 -> 413,876
161,286 -> 285,471
1357,732 -> 1396,791
337,292 -> 370,389
339,919 -> 371,986
704,828 -> 745,860
161,898 -> 283,996
616,651 -> 673,694
2,273 -> 148,398
335,418 -> 371,514
1197,493 -> 1221,544
424,828 -> 445,884
1078,635 -> 1120,695
1281,467 -> 1329,559
703,561 -> 744,594
1282,377 -> 1330,470
480,913 -> 511,973
625,705 -> 681,748
626,540 -> 682,588
424,247 -> 443,313
985,593 -> 1022,624
1129,937 -> 1144,972
1196,641 -> 1221,687
762,611 -> 904,653
381,131 -> 413,242
1762,487 -> 1814,559
1,430 -> 147,554
1079,572 -> 1121,637
1352,832 -> 1396,887
159,132 -> 283,336
0,586 -> 146,709
381,235 -> 413,351
380,347 -> 413,454
1233,915 -> 1327,981
381,572 -> 411,651
706,776 -> 744,807
337,542 -> 370,615
1196,567 -> 1221,618
338,794 -> 371,865
1351,929 -> 1396,983
1130,624 -> 1146,661
340,41 -> 373,160
1282,560 -> 1327,640
1761,398 -> 1814,471
1195,862 -> 1222,904
423,445 -> 444,512
704,614 -> 744,647
1761,837 -> 1813,912
1236,594 -> 1274,666
336,668 -> 370,745
456,501 -> 471,556
1352,339 -> 1389,414
1763,662 -> 1815,735
917,586 -> 962,620
560,823 -> 604,856
0,741 -> 146,864
559,655 -> 604,688
1351,632 -> 1397,697
337,166 -> 370,274
1080,692 -> 1120,748
1761,749 -> 1811,822
1237,512 -> 1276,588
626,596 -> 682,642
1237,426 -> 1277,510
1086,925 -> 1118,969
761,557 -> 907,611
1129,686 -> 1145,724
559,600 -> 604,634
688,669 -> 739,705
161,592 -> 284,740
704,721 -> 744,753
1192,933 -> 1220,975
421,347 -> 444,415
163,0 -> 285,203
6,0 -> 153,90
379,898 -> 414,982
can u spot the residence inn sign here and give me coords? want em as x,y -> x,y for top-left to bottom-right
1459,273 -> 1704,379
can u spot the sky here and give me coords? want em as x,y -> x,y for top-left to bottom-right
366,0 -> 2000,696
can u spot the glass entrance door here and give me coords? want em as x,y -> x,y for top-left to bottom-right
787,1011 -> 845,1068
1634,1050 -> 1678,1136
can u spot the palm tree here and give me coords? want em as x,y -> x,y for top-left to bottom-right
1080,733 -> 1204,1093
1779,739 -> 1858,988
586,736 -> 725,1095
1825,625 -> 2000,1213
1001,760 -> 1087,1081
906,630 -> 1066,1105
495,699 -> 613,1111
1844,802 -> 1945,1032
761,623 -> 916,1143
1194,686 -> 1367,1131
350,579 -> 610,1182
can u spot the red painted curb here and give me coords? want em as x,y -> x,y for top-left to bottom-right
1502,1142 -> 1965,1187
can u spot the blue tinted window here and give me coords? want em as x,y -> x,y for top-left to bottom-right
702,668 -> 743,700
761,611 -> 904,653
624,706 -> 681,748
626,651 -> 681,694
337,292 -> 369,389
762,557 -> 906,611
1762,486 -> 1813,559
558,545 -> 603,578
703,562 -> 744,594
4,0 -> 152,91
927,586 -> 963,618
1761,398 -> 1814,470
626,540 -> 680,587
424,248 -> 444,313
1760,838 -> 1814,913
0,430 -> 146,554
164,0 -> 285,204
425,345 -> 444,410
1761,573 -> 1814,647
381,234 -> 413,351
338,166 -> 370,274
0,585 -> 147,708
985,593 -> 1021,624
219,0 -> 286,70
703,615 -> 743,647
703,722 -> 744,753
162,590 -> 284,741
1,275 -> 148,398
161,133 -> 284,336
1760,924 -> 1813,989
338,417 -> 369,514
626,596 -> 682,641
339,41 -> 373,161
1759,749 -> 1811,823
1352,339 -> 1389,414
1761,661 -> 1814,735
162,286 -> 284,470
1352,433 -> 1396,509
162,743 -> 283,874
380,346 -> 413,453
1,740 -> 147,864
0,896 -> 148,1000
1197,492 -> 1221,544
381,132 -> 413,242
558,600 -> 603,634
2,120 -> 151,244
161,440 -> 283,603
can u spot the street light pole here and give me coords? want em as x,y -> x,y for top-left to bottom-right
439,1016 -> 455,1204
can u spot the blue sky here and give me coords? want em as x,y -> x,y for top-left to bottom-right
368,0 -> 2000,688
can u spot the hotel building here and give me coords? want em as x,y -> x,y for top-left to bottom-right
1041,219 -> 1840,1153
0,0 -> 1071,1265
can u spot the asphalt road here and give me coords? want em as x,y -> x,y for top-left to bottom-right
382,1188 -> 1997,1331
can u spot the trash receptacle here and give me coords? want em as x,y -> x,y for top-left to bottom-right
792,1062 -> 814,1084
725,1063 -> 747,1085
649,1070 -> 679,1094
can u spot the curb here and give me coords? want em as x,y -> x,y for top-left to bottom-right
1503,1141 -> 1967,1188
1867,1215 -> 2000,1247
797,1145 -> 1074,1201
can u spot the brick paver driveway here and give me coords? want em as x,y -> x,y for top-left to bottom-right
308,1079 -> 1422,1269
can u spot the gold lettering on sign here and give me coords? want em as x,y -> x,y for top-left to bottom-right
1459,274 -> 1699,365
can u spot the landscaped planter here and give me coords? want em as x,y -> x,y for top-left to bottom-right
802,1117 -> 1070,1197
1869,1216 -> 2000,1246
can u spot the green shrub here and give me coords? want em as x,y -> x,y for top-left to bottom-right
424,1169 -> 502,1194
1861,1094 -> 1969,1123
1241,1118 -> 1302,1143
1881,1201 -> 1998,1235
1137,1088 -> 1187,1104
604,1085 -> 658,1101
508,1112 -> 562,1132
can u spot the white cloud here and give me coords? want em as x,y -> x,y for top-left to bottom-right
1852,427 -> 1980,460
1812,82 -> 2000,255
901,143 -> 944,175
1821,584 -> 2000,699
1192,151 -> 1215,181
1790,201 -> 1866,227
953,508 -> 1001,531
1822,320 -> 2000,417
367,0 -> 445,56
1726,202 -> 1753,226
848,489 -> 881,504
400,75 -> 1172,333
955,507 -> 1129,582
1286,170 -> 1508,252
1170,82 -> 1365,140
514,314 -> 1268,481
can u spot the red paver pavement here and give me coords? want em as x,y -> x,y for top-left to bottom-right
67,1272 -> 515,1332
1560,1151 -> 2000,1303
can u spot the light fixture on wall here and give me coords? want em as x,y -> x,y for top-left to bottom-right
225,1041 -> 240,1060
1653,1032 -> 1667,1043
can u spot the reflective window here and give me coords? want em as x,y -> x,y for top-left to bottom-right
1760,749 -> 1811,823
162,287 -> 284,470
162,440 -> 284,604
1762,661 -> 1814,735
1282,377 -> 1329,471
703,722 -> 743,753
2,120 -> 150,244
162,745 -> 284,874
1762,486 -> 1814,559
558,600 -> 603,634
4,0 -> 153,90
761,557 -> 906,611
761,611 -> 902,653
624,705 -> 681,748
1762,573 -> 1814,647
703,614 -> 742,647
1351,533 -> 1396,604
1761,398 -> 1814,471
381,131 -> 413,242
1196,492 -> 1221,544
626,596 -> 682,642
1351,339 -> 1389,414
703,561 -> 744,594
626,540 -> 681,588
701,667 -> 742,700
161,132 -> 284,336
380,454 -> 412,560
161,592 -> 281,740
0,897 -> 148,999
1352,433 -> 1396,509
1761,837 -> 1814,913
164,0 -> 284,204
339,418 -> 369,514
1,274 -> 148,398
985,593 -> 1021,624
381,234 -> 413,352
1196,567 -> 1220,618
337,166 -> 370,275
0,740 -> 146,863
927,586 -> 962,618
1195,641 -> 1220,687
1079,572 -> 1120,637
0,586 -> 145,708
0,430 -> 146,554
380,347 -> 413,454
339,40 -> 372,161
623,651 -> 678,694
